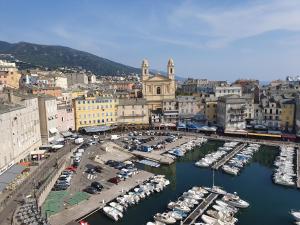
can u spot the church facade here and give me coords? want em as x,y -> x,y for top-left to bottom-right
141,59 -> 176,111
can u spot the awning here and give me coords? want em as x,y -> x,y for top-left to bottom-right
0,164 -> 26,192
49,128 -> 58,134
248,132 -> 281,138
30,150 -> 46,155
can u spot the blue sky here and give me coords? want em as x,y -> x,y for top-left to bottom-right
1,0 -> 300,81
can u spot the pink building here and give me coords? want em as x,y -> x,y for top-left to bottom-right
57,103 -> 75,132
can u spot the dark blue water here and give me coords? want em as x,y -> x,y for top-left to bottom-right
86,141 -> 300,225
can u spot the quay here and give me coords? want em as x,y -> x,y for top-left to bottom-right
212,143 -> 247,170
182,193 -> 219,225
297,148 -> 300,188
49,170 -> 153,225
132,136 -> 196,165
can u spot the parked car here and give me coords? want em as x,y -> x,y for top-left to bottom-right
65,166 -> 77,172
86,168 -> 96,174
94,165 -> 102,173
83,186 -> 99,194
108,177 -> 121,184
91,181 -> 103,191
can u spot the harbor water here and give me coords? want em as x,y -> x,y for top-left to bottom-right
86,140 -> 300,225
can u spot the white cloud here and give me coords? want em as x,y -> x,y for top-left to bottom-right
169,0 -> 300,47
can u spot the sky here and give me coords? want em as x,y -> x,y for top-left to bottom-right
1,0 -> 300,81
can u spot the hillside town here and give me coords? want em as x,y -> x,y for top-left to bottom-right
0,58 -> 300,225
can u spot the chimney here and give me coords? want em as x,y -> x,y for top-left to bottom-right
7,89 -> 14,103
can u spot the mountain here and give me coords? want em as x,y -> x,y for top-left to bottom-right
0,41 -> 140,75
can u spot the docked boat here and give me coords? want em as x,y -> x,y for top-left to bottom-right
154,213 -> 176,224
168,201 -> 190,212
167,211 -> 182,220
103,206 -> 123,221
222,194 -> 249,208
109,201 -> 124,213
291,210 -> 300,221
204,186 -> 227,195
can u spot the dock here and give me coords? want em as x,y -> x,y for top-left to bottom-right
49,170 -> 153,225
297,148 -> 300,188
182,193 -> 219,225
212,143 -> 247,170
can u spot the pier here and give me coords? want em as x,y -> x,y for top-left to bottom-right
212,143 -> 247,170
182,193 -> 219,225
49,170 -> 153,225
297,148 -> 300,188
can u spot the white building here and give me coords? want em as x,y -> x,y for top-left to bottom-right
0,92 -> 41,173
38,96 -> 59,144
214,85 -> 242,98
217,95 -> 246,130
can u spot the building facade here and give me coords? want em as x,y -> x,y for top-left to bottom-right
73,96 -> 117,131
57,103 -> 75,132
65,72 -> 89,86
0,93 -> 41,172
0,60 -> 21,89
38,96 -> 59,144
142,59 -> 176,111
177,96 -> 201,121
214,85 -> 242,98
217,95 -> 246,130
117,98 -> 149,128
204,97 -> 218,125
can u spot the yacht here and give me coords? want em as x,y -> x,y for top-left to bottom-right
167,211 -> 182,220
204,186 -> 227,195
154,213 -> 176,224
222,194 -> 249,208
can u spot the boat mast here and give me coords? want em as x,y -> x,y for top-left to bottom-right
213,169 -> 215,187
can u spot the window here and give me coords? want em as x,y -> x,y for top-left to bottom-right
157,87 -> 161,95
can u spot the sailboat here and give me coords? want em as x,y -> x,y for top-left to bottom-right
204,170 -> 227,195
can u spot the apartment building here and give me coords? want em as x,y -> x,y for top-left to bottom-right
73,96 -> 117,131
38,96 -> 59,144
214,85 -> 242,98
0,60 -> 21,89
217,95 -> 246,130
117,98 -> 149,128
0,92 -> 41,172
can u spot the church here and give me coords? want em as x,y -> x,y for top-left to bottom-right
141,58 -> 176,111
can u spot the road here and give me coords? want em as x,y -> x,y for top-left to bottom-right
0,142 -> 76,225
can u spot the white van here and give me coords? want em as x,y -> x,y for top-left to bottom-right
111,135 -> 120,140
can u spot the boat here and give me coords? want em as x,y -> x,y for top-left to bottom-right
109,201 -> 124,213
204,186 -> 227,195
167,211 -> 182,220
103,206 -> 123,221
222,194 -> 249,208
291,210 -> 300,221
167,201 -> 190,212
154,213 -> 176,224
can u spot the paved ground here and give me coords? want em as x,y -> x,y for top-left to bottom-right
0,142 -> 76,225
49,170 -> 153,225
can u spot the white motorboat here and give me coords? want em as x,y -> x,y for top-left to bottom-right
201,214 -> 225,225
167,211 -> 182,220
168,201 -> 190,212
291,210 -> 300,221
103,206 -> 123,221
154,213 -> 176,224
109,201 -> 124,213
146,222 -> 166,225
222,194 -> 249,208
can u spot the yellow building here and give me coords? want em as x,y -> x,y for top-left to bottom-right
0,60 -> 21,89
142,59 -> 176,111
73,96 -> 117,131
204,97 -> 218,125
280,100 -> 295,132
